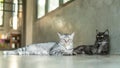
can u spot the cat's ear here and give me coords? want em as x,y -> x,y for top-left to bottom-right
104,29 -> 109,35
70,32 -> 75,38
57,32 -> 61,37
96,29 -> 99,34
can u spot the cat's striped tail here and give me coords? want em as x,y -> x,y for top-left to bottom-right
3,50 -> 17,55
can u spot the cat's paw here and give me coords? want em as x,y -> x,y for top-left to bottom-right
3,51 -> 8,55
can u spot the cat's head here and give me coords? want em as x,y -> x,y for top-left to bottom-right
96,29 -> 109,42
57,32 -> 75,50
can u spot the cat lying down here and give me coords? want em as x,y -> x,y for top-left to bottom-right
3,32 -> 75,56
73,45 -> 97,55
3,29 -> 110,56
73,29 -> 110,55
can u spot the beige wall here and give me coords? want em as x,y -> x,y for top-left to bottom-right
25,0 -> 36,45
32,0 -> 120,54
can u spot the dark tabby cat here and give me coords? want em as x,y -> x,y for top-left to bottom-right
73,45 -> 96,55
95,29 -> 110,55
73,29 -> 110,55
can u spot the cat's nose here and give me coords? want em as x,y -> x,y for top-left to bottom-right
64,39 -> 68,43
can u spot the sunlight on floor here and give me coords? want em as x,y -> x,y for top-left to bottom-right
0,54 -> 120,68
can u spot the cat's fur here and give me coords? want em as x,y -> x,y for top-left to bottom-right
3,32 -> 75,56
95,29 -> 110,55
73,45 -> 97,55
73,29 -> 110,55
49,33 -> 74,56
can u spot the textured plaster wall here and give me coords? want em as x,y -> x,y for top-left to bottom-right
82,0 -> 120,54
33,0 -> 120,54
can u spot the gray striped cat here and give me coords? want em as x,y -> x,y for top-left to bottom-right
3,32 -> 74,56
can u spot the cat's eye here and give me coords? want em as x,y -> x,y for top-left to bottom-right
97,36 -> 99,37
63,39 -> 67,42
68,39 -> 72,42
101,35 -> 104,37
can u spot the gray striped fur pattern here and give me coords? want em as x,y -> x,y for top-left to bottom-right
3,32 -> 74,56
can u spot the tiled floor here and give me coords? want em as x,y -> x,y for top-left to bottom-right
0,54 -> 120,68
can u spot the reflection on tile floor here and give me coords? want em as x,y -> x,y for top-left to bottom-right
0,55 -> 120,68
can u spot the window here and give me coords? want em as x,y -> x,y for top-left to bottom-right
0,11 -> 3,26
63,0 -> 70,3
0,0 -> 23,28
12,0 -> 18,30
37,0 -> 72,18
48,0 -> 59,12
37,0 -> 46,18
0,0 -> 4,26
8,0 -> 23,30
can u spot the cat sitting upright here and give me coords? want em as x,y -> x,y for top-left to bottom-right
3,32 -> 75,56
95,29 -> 110,55
73,29 -> 110,55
